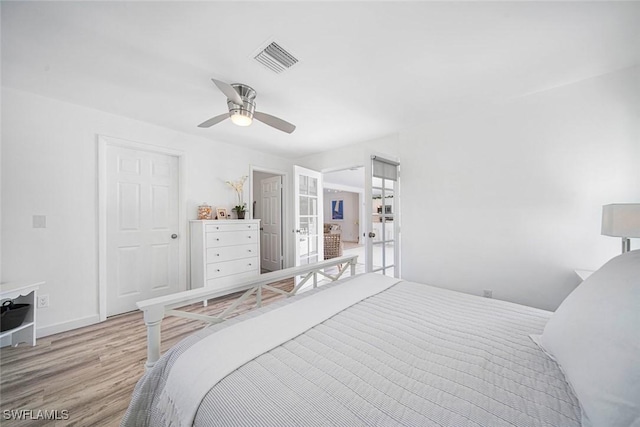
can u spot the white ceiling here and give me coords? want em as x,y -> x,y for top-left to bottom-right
324,167 -> 365,191
2,2 -> 639,158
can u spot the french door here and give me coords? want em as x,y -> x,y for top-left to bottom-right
293,166 -> 324,267
365,155 -> 400,277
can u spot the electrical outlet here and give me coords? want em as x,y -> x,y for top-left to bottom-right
482,289 -> 493,298
37,294 -> 49,308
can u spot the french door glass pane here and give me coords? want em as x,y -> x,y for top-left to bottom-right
372,242 -> 395,276
299,175 -> 308,195
308,177 -> 318,196
299,236 -> 309,258
309,198 -> 317,215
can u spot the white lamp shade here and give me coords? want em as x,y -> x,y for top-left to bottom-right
601,204 -> 640,237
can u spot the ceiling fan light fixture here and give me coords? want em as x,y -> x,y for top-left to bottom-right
230,110 -> 253,127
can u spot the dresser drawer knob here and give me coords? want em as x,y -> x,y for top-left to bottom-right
216,253 -> 220,257
248,249 -> 252,253
215,269 -> 220,272
248,263 -> 252,266
248,236 -> 252,239
216,238 -> 220,241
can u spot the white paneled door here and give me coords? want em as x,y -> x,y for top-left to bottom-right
260,175 -> 283,272
106,146 -> 180,316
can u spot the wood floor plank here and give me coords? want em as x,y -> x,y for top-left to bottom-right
0,279 -> 294,426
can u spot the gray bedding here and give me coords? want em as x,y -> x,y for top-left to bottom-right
122,275 -> 582,426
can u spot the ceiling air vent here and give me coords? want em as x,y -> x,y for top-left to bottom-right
254,42 -> 299,74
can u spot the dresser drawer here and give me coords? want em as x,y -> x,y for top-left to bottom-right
205,223 -> 259,233
206,244 -> 257,263
206,230 -> 258,248
206,257 -> 259,279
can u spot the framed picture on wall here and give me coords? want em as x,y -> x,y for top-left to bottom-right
216,208 -> 227,220
331,200 -> 344,220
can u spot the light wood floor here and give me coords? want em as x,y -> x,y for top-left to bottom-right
0,279 -> 294,427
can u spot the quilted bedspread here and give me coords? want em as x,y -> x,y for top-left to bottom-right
122,274 -> 582,427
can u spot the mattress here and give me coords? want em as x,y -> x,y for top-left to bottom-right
122,274 -> 582,427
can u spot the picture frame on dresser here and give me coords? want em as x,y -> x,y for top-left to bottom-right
216,208 -> 227,219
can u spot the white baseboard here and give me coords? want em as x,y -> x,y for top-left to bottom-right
36,314 -> 101,338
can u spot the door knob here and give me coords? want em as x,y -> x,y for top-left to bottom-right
171,234 -> 178,239
368,232 -> 376,238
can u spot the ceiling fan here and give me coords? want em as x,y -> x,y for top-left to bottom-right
198,79 -> 296,134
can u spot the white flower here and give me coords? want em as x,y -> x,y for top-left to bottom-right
226,176 -> 248,209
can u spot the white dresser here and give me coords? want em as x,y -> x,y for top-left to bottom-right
190,220 -> 261,291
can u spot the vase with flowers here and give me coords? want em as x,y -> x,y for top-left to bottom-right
226,176 -> 248,219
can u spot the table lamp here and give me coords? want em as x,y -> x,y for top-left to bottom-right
601,204 -> 640,253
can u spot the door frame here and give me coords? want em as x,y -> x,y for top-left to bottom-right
249,165 -> 289,269
321,165 -> 365,245
97,135 -> 187,321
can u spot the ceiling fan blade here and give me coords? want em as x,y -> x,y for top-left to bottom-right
211,79 -> 244,106
253,111 -> 296,134
197,113 -> 229,128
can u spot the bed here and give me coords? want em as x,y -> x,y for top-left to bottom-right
122,250 -> 640,427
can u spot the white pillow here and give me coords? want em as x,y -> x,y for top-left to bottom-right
539,249 -> 640,427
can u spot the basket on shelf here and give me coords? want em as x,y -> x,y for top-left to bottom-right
1,300 -> 31,332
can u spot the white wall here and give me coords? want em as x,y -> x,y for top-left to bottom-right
301,67 -> 640,311
1,87 -> 292,335
399,66 -> 639,311
296,134 -> 400,173
324,191 -> 359,242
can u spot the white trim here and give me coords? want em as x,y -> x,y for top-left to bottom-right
37,314 -> 101,338
249,165 -> 290,268
97,134 -> 187,321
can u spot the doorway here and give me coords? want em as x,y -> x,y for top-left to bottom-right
323,167 -> 365,274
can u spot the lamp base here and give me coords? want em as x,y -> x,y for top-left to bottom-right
622,237 -> 631,253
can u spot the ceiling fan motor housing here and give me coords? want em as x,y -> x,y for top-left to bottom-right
227,84 -> 257,119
